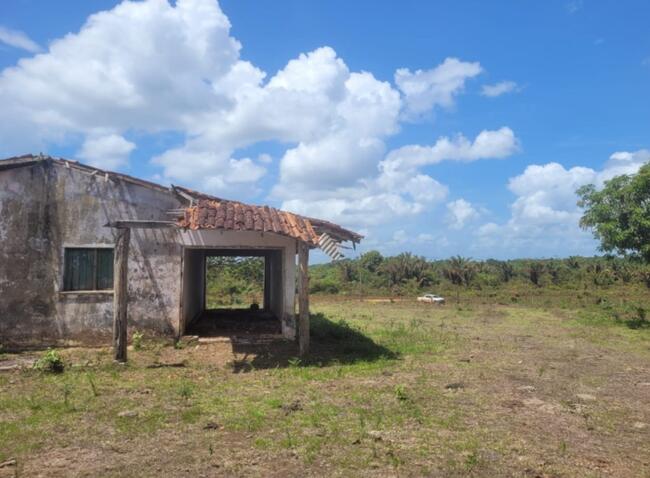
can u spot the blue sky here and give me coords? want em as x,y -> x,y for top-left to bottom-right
0,0 -> 648,261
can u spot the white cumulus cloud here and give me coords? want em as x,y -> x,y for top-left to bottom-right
0,26 -> 41,53
446,199 -> 480,230
77,134 -> 136,170
474,149 -> 650,257
383,127 -> 518,170
395,57 -> 482,117
0,0 -> 241,178
0,0 -> 516,230
277,128 -> 518,229
481,81 -> 519,97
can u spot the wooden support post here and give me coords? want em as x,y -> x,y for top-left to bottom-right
263,252 -> 271,311
113,227 -> 130,363
298,241 -> 310,356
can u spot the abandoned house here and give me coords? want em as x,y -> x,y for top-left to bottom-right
0,155 -> 361,354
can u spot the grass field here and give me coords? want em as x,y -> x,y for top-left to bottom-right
1,296 -> 649,477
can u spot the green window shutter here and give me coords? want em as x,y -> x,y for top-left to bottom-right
96,249 -> 114,290
64,248 -> 95,291
63,248 -> 114,291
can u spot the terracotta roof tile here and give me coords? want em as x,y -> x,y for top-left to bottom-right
173,186 -> 362,246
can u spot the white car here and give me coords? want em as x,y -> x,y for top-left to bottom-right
417,294 -> 445,305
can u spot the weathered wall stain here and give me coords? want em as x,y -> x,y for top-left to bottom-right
0,157 -> 301,348
0,160 -> 183,347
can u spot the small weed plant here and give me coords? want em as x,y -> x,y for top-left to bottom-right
174,340 -> 185,350
178,381 -> 195,399
62,382 -> 73,409
132,331 -> 144,351
287,357 -> 302,368
34,348 -> 65,373
86,372 -> 99,397
394,384 -> 409,402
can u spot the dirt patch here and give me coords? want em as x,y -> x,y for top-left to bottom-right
0,354 -> 37,372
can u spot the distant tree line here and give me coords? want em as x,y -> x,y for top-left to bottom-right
202,251 -> 650,306
309,252 -> 650,296
205,256 -> 264,307
204,162 -> 650,303
312,162 -> 650,297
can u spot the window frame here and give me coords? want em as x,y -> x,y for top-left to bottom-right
62,245 -> 115,292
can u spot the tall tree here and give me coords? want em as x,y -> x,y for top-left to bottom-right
338,260 -> 358,283
496,261 -> 515,283
527,262 -> 545,287
358,250 -> 384,273
577,163 -> 650,262
380,253 -> 431,288
443,256 -> 476,303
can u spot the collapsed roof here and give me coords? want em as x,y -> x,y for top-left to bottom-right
172,186 -> 362,248
0,155 -> 362,252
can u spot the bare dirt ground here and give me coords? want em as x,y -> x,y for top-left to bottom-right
1,299 -> 649,477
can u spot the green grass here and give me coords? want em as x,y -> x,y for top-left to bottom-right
1,296 -> 649,476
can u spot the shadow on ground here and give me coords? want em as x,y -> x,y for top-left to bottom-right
626,317 -> 650,330
229,312 -> 398,372
186,309 -> 281,337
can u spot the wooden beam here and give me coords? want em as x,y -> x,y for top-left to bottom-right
298,241 -> 310,356
104,220 -> 176,229
263,253 -> 271,312
171,185 -> 196,205
113,227 -> 130,362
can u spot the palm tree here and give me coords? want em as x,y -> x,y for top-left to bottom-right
443,256 -> 476,303
496,261 -> 515,283
546,262 -> 563,285
380,252 -> 431,289
528,262 -> 545,287
338,260 -> 357,283
566,256 -> 581,270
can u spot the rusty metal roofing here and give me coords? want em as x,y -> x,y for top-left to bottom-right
174,186 -> 362,246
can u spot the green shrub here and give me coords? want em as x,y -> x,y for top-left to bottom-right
394,384 -> 409,402
34,348 -> 65,373
174,340 -> 185,350
178,381 -> 195,399
132,330 -> 144,351
310,278 -> 340,294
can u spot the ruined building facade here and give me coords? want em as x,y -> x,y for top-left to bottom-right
0,156 -> 360,348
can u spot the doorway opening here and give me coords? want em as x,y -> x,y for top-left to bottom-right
205,255 -> 265,309
182,248 -> 284,338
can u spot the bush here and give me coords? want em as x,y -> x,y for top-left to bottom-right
34,348 -> 65,373
132,330 -> 144,351
637,307 -> 647,322
310,278 -> 340,294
